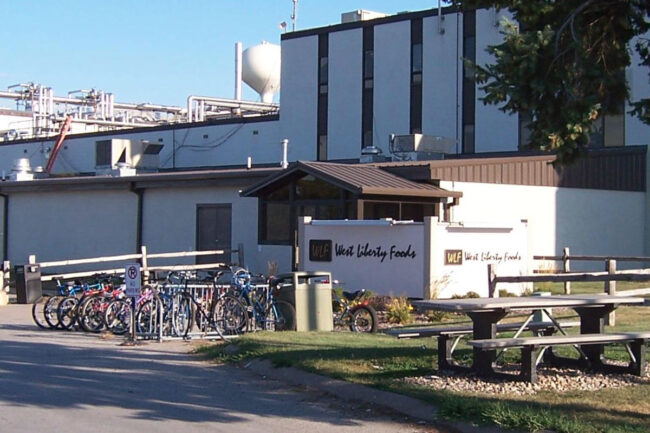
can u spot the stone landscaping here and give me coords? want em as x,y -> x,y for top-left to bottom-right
402,364 -> 650,396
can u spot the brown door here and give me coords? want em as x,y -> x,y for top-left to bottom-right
196,204 -> 231,266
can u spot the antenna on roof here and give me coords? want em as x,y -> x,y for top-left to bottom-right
291,0 -> 298,32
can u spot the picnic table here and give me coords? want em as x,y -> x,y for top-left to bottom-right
411,294 -> 649,382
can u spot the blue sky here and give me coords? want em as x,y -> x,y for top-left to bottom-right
0,1 -> 440,107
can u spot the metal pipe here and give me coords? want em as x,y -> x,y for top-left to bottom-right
0,193 -> 8,262
235,42 -> 243,101
281,139 -> 289,168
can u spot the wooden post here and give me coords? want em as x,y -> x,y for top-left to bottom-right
488,264 -> 498,298
605,259 -> 617,326
562,247 -> 571,294
0,260 -> 8,305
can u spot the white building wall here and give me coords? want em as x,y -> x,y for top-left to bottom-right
423,13 -> 461,149
443,181 -> 646,269
328,28 -> 362,160
0,119 -> 281,176
474,9 -> 519,153
279,35 -> 319,161
7,189 -> 137,266
373,20 -> 411,153
141,187 -> 291,275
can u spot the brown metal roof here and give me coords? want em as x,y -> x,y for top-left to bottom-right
374,146 -> 647,192
241,160 -> 463,199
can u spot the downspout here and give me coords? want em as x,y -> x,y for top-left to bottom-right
130,184 -> 143,252
0,193 -> 8,261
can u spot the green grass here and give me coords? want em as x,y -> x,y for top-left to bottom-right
197,300 -> 650,433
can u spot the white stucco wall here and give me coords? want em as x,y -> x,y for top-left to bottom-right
443,181 -> 646,269
328,28 -> 362,160
373,20 -> 411,153
7,189 -> 138,266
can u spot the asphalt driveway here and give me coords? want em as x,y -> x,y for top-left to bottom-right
0,304 -> 441,433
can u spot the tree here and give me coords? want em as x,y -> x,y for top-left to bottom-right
453,0 -> 650,163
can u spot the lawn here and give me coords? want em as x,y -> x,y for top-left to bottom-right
197,290 -> 650,433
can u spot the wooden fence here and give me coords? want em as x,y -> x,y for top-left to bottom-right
488,247 -> 650,325
24,243 -> 245,283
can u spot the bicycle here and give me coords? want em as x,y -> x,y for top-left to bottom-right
232,267 -> 296,332
332,286 -> 378,333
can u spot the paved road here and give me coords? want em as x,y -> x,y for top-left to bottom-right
0,305 -> 439,433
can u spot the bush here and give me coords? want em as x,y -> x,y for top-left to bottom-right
386,296 -> 413,324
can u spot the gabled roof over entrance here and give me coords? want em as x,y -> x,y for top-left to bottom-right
241,160 -> 462,199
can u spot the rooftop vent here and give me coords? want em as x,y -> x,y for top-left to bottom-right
341,10 -> 388,23
389,134 -> 456,162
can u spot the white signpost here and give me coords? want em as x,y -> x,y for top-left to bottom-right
125,263 -> 141,297
124,263 -> 141,342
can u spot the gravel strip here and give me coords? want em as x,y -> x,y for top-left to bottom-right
402,364 -> 650,396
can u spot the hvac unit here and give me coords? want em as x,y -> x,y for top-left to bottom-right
390,134 -> 456,161
95,139 -> 163,173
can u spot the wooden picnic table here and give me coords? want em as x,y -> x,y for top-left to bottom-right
412,294 -> 647,380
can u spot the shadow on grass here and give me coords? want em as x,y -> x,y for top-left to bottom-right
207,335 -> 650,433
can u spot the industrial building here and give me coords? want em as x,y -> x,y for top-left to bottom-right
0,5 -> 648,285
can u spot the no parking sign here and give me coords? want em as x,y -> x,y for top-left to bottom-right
125,263 -> 141,297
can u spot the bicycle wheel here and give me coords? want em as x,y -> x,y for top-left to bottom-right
136,295 -> 163,336
57,296 -> 80,330
104,299 -> 131,335
44,295 -> 64,329
79,295 -> 107,333
31,295 -> 51,329
349,306 -> 377,333
172,294 -> 193,337
268,300 -> 296,331
212,295 -> 248,334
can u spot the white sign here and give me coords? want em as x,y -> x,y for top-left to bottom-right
125,263 -> 141,297
299,217 -> 529,298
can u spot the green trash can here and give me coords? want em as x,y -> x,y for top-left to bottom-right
532,291 -> 552,323
274,271 -> 333,332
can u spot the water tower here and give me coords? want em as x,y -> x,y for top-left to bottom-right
240,42 -> 281,103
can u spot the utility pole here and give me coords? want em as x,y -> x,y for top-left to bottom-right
291,0 -> 298,32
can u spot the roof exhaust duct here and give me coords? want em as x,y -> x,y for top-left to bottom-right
235,42 -> 243,101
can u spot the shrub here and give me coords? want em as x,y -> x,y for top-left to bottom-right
386,296 -> 413,324
427,310 -> 452,323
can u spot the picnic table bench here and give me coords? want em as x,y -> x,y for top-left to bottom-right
468,331 -> 650,383
386,320 -> 580,371
409,294 -> 647,382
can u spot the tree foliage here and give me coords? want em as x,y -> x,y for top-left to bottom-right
453,0 -> 650,163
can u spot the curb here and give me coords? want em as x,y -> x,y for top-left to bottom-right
240,358 -> 511,433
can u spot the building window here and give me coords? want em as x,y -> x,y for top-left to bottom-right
518,111 -> 532,149
410,18 -> 423,134
362,26 -> 374,149
462,10 -> 476,153
317,34 -> 329,160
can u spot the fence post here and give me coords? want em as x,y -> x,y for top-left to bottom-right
0,261 -> 9,305
605,259 -> 617,326
140,245 -> 150,283
488,264 -> 497,298
562,247 -> 571,294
